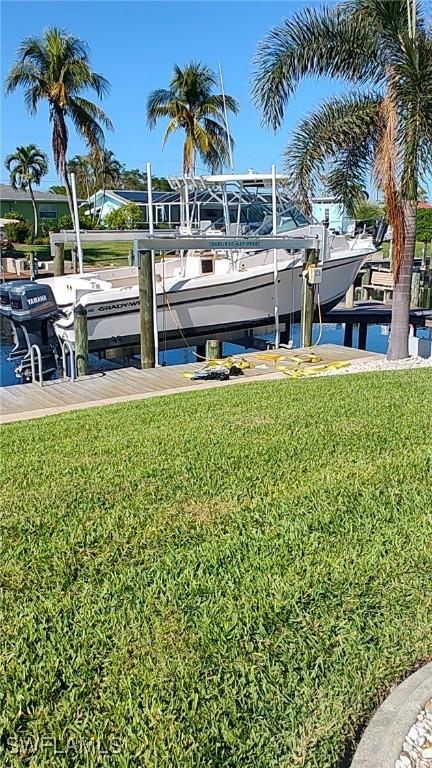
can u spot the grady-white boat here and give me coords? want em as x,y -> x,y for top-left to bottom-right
42,229 -> 373,352
43,172 -> 379,351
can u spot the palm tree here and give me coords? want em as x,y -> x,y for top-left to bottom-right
4,144 -> 48,237
5,27 -> 113,229
91,148 -> 123,223
147,62 -> 239,175
253,0 -> 432,359
67,154 -> 93,201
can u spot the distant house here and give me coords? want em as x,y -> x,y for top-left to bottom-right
310,196 -> 352,233
0,183 -> 70,225
86,188 -> 219,227
86,185 -> 358,235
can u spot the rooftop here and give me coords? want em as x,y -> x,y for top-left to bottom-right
0,183 -> 68,202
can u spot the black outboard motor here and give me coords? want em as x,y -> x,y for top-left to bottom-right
0,281 -> 34,360
373,218 -> 388,248
7,282 -> 62,382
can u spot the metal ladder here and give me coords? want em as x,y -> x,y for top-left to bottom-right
29,344 -> 44,387
61,340 -> 76,382
29,341 -> 76,386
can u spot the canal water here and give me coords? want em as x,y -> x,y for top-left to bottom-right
0,321 -> 391,388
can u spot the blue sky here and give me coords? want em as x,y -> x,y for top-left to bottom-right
1,1 -> 429,197
1,0 -> 349,188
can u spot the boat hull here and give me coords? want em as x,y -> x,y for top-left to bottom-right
53,252 -> 365,351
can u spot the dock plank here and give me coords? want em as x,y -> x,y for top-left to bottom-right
0,344 -> 383,424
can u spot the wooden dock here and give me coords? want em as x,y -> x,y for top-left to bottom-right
0,344 -> 383,425
325,300 -> 432,328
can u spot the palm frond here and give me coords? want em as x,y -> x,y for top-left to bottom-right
252,5 -> 382,130
69,96 -> 113,131
374,94 -> 405,279
67,97 -> 107,149
283,93 -> 383,212
146,89 -> 177,127
162,117 -> 181,147
197,94 -> 239,117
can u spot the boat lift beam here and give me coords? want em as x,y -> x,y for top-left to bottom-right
135,235 -> 320,252
49,231 -> 321,254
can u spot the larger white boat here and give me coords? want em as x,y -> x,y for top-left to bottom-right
42,171 -> 378,351
43,229 -> 373,352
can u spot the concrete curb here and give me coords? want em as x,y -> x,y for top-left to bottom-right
351,662 -> 432,767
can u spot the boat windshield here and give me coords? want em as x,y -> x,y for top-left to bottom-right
253,206 -> 311,236
203,203 -> 311,236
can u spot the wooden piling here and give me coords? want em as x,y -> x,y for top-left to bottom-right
300,248 -> 318,348
29,251 -> 37,280
128,248 -> 134,266
205,339 -> 221,360
358,323 -> 368,350
139,250 -> 156,368
71,247 -> 77,273
361,266 -> 372,300
54,242 -> 65,277
74,304 -> 88,377
343,322 -> 353,347
410,270 -> 421,308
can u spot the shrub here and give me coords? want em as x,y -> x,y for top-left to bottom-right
4,212 -> 32,244
3,209 -> 24,221
104,203 -> 143,230
40,219 -> 60,236
58,212 -> 95,230
352,200 -> 385,224
416,208 -> 432,243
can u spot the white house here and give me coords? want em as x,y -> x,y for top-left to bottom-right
310,196 -> 352,233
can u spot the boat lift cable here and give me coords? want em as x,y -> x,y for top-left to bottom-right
164,293 -> 208,360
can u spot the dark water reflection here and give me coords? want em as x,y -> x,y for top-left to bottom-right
0,320 -> 392,388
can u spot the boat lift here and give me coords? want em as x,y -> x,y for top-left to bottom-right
50,165 -> 328,368
133,229 -> 323,367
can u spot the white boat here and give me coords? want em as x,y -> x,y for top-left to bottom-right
41,228 -> 374,352
38,171 -> 380,352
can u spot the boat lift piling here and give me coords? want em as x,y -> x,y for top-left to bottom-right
138,249 -> 156,369
74,304 -> 89,376
54,243 -> 65,277
300,247 -> 320,348
146,162 -> 159,366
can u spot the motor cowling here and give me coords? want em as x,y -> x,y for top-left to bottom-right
0,281 -> 34,362
0,280 -> 34,319
7,282 -> 61,382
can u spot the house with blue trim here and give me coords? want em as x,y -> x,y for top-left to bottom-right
86,187 -> 352,233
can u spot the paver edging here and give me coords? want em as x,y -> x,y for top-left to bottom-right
350,661 -> 432,768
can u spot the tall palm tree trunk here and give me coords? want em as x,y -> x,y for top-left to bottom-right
387,200 -> 417,360
52,105 -> 76,231
28,181 -> 38,238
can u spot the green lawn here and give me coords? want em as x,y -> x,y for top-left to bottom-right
16,241 -> 131,267
381,240 -> 429,259
1,371 -> 431,767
